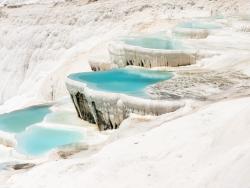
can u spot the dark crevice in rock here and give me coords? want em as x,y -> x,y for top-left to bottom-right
70,94 -> 81,118
75,92 -> 96,124
108,118 -> 113,129
91,101 -> 109,130
141,60 -> 144,67
91,66 -> 97,71
12,163 -> 35,170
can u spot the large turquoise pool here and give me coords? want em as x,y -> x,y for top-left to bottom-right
16,126 -> 83,156
177,21 -> 221,29
0,106 -> 51,133
68,68 -> 173,98
123,37 -> 183,50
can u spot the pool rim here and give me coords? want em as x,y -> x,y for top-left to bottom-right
110,39 -> 196,54
67,68 -> 175,99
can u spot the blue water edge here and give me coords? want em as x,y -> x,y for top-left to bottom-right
68,68 -> 173,98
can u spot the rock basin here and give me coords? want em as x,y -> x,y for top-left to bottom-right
232,16 -> 250,32
0,105 -> 51,133
109,36 -> 197,68
16,126 -> 83,156
0,105 -> 84,156
66,68 -> 184,130
173,21 -> 222,38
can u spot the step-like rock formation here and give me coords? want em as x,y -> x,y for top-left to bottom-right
66,78 -> 184,130
88,59 -> 117,72
172,21 -> 222,39
172,27 -> 209,39
108,41 -> 197,68
233,21 -> 250,32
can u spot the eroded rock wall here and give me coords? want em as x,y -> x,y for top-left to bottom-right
66,79 -> 184,130
109,42 -> 197,68
88,59 -> 117,72
233,21 -> 250,32
172,28 -> 209,39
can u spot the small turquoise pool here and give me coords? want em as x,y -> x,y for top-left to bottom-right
0,105 -> 84,156
177,21 -> 221,29
0,106 -> 51,133
16,126 -> 83,156
68,68 -> 173,98
213,15 -> 224,19
123,37 -> 183,50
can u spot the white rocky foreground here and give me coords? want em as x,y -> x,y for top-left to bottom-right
4,97 -> 250,188
0,0 -> 250,187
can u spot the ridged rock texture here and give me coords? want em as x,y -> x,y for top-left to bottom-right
66,78 -> 184,130
172,27 -> 209,38
108,41 -> 197,68
233,21 -> 250,32
88,59 -> 117,71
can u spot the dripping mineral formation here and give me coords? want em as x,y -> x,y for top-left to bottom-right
109,37 -> 197,68
66,69 -> 184,130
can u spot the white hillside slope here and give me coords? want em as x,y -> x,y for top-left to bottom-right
0,0 -> 250,187
5,97 -> 250,188
0,0 -> 249,110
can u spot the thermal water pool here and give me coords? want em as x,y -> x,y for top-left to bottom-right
177,21 -> 221,29
123,37 -> 184,50
0,105 -> 84,156
109,35 -> 196,68
0,105 -> 51,133
68,68 -> 173,98
172,21 -> 222,39
66,68 -> 183,130
16,126 -> 83,156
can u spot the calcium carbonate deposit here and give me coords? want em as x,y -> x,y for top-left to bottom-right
0,0 -> 250,188
66,68 -> 183,130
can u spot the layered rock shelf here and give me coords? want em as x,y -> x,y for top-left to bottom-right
172,27 -> 209,39
108,38 -> 197,68
88,59 -> 117,71
233,21 -> 250,32
172,21 -> 221,39
66,78 -> 184,130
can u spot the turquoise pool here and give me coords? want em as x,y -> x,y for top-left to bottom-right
0,106 -> 51,133
177,21 -> 221,29
68,68 -> 173,98
0,105 -> 84,156
123,37 -> 183,50
16,126 -> 83,156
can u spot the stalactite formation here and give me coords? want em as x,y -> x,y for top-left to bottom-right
108,42 -> 197,68
66,79 -> 184,130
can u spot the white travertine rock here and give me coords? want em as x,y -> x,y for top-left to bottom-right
233,21 -> 250,32
108,41 -> 197,68
88,59 -> 117,71
0,131 -> 16,148
66,78 -> 184,130
172,27 -> 209,38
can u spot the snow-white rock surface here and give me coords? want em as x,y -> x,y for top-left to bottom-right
0,0 -> 250,187
0,0 -> 249,107
3,97 -> 250,188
